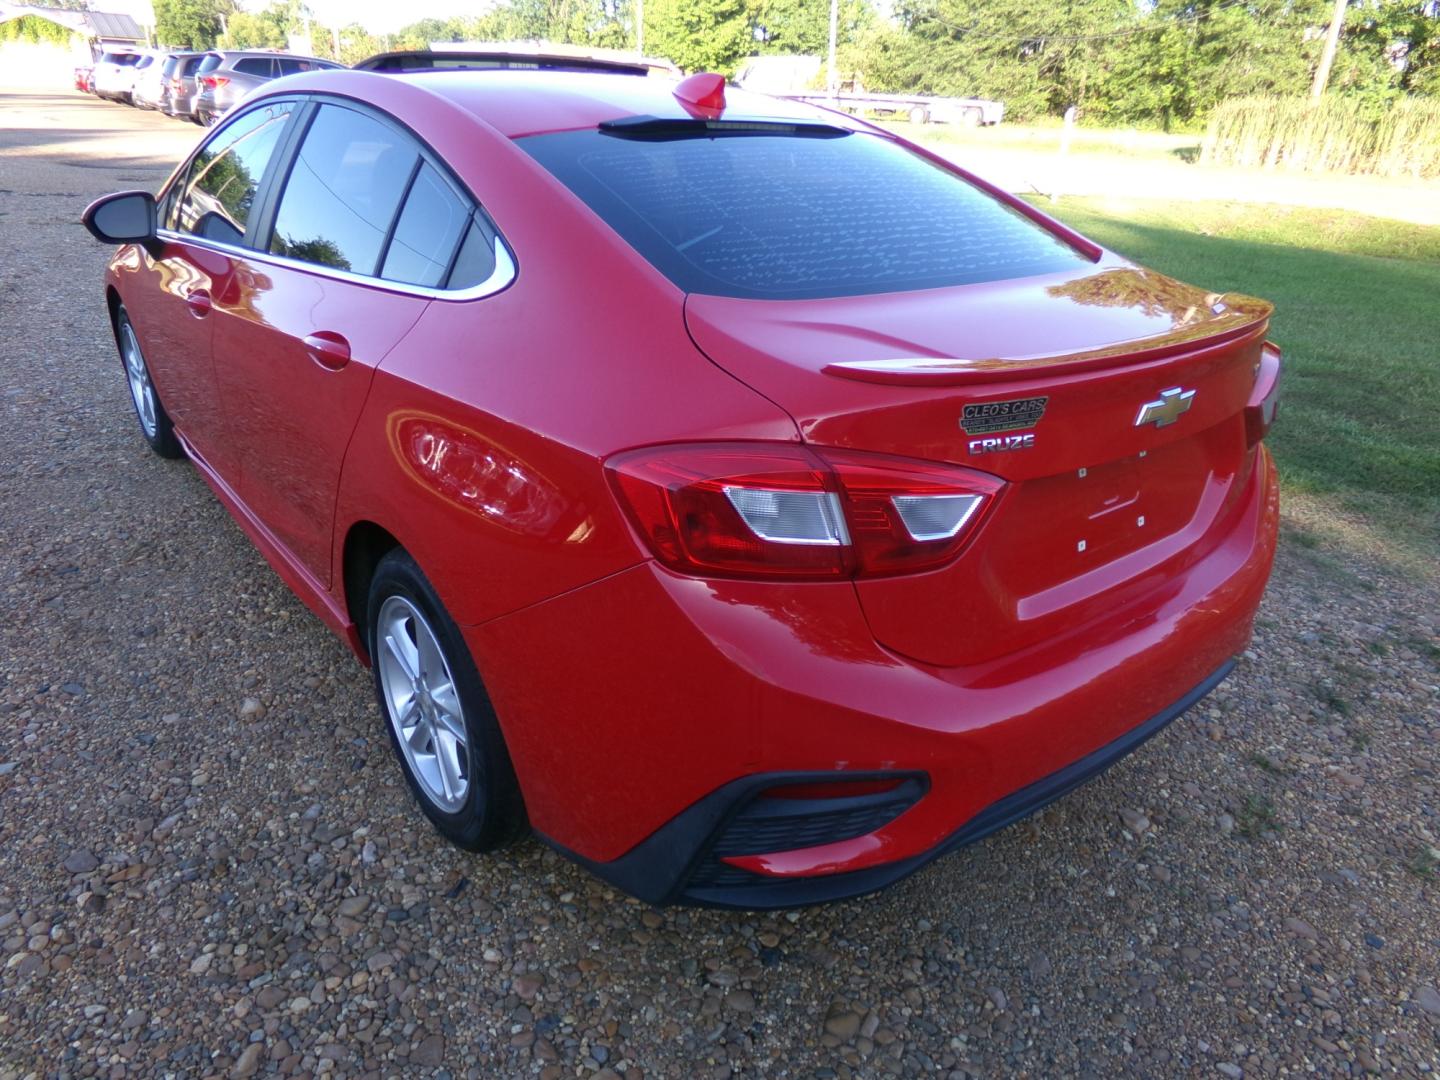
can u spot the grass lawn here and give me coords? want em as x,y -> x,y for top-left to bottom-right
1033,197 -> 1440,564
888,120 -> 1202,162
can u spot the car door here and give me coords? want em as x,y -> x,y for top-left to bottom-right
207,101 -> 439,586
140,98 -> 299,480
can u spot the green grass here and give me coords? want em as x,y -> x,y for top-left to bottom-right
1033,197 -> 1440,560
884,120 -> 1202,163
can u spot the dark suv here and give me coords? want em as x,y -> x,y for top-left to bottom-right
193,50 -> 342,126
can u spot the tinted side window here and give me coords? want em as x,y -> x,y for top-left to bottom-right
448,218 -> 499,289
269,105 -> 417,276
380,163 -> 469,287
175,101 -> 296,245
196,53 -> 221,74
276,57 -> 326,75
234,57 -> 274,78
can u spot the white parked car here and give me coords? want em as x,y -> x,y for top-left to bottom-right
92,50 -> 150,104
131,51 -> 173,110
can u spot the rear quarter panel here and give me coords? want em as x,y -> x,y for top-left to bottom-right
328,75 -> 799,628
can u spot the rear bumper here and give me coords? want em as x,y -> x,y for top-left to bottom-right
551,660 -> 1232,908
469,445 -> 1278,907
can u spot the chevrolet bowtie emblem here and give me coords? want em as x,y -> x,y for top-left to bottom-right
1135,386 -> 1196,428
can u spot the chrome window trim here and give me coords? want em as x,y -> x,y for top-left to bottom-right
155,228 -> 517,302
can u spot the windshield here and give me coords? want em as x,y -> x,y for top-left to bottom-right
519,127 -> 1090,300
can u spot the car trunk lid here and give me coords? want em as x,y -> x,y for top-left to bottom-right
684,263 -> 1275,667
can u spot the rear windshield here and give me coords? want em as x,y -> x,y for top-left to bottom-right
519,128 -> 1090,299
104,53 -> 141,66
196,53 -> 221,74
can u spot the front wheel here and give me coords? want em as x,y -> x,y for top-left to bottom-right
367,549 -> 526,851
115,306 -> 182,458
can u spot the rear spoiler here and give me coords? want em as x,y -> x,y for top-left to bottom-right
354,49 -> 675,77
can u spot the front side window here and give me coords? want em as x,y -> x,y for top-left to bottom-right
174,100 -> 296,245
269,104 -> 417,275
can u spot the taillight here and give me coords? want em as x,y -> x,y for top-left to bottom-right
606,443 -> 1003,580
1245,341 -> 1282,446
200,75 -> 228,90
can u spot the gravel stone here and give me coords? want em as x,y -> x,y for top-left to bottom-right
62,850 -> 98,874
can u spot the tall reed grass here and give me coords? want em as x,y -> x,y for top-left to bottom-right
1201,96 -> 1440,179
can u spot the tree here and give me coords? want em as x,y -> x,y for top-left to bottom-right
220,11 -> 287,49
643,0 -> 753,73
153,0 -> 231,49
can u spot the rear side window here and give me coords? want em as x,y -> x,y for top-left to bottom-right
380,163 -> 469,287
269,104 -> 417,275
520,128 -> 1090,299
174,101 -> 296,245
234,57 -> 275,78
448,218 -> 499,288
180,56 -> 203,76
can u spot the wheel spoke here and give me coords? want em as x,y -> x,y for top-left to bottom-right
405,715 -> 431,755
384,622 -> 420,685
434,706 -> 466,744
429,680 -> 461,721
436,730 -> 463,800
416,625 -> 447,684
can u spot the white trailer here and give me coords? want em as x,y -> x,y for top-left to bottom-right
786,90 -> 1005,126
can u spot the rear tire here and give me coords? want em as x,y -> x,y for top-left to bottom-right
115,305 -> 182,459
367,549 -> 526,852
908,106 -> 928,125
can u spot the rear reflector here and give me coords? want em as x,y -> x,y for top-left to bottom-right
606,443 -> 1003,580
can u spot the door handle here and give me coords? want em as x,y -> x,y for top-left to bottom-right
184,288 -> 212,318
303,331 -> 351,371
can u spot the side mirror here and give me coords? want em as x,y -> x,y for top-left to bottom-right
82,190 -> 157,246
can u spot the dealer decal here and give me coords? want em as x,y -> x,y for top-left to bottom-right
960,396 -> 1048,435
961,396 -> 1046,454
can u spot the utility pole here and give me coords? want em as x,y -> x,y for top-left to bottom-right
636,0 -> 644,55
827,0 -> 838,95
1310,0 -> 1348,97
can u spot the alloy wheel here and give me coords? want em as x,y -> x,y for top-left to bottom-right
120,320 -> 157,437
376,595 -> 471,813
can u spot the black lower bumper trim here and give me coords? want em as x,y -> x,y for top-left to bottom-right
543,659 -> 1235,910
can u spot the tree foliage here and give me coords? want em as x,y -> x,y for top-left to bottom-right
210,0 -> 1440,127
153,0 -> 232,50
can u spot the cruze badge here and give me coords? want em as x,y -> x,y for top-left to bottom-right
1135,387 -> 1196,428
961,395 -> 1046,455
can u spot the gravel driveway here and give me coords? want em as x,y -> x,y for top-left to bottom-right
2,85 -> 1437,1080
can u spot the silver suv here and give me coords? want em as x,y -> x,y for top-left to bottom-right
193,50 -> 343,126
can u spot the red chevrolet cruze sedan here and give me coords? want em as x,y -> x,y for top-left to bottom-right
83,68 -> 1281,907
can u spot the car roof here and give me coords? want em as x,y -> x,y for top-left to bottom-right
264,68 -> 860,140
